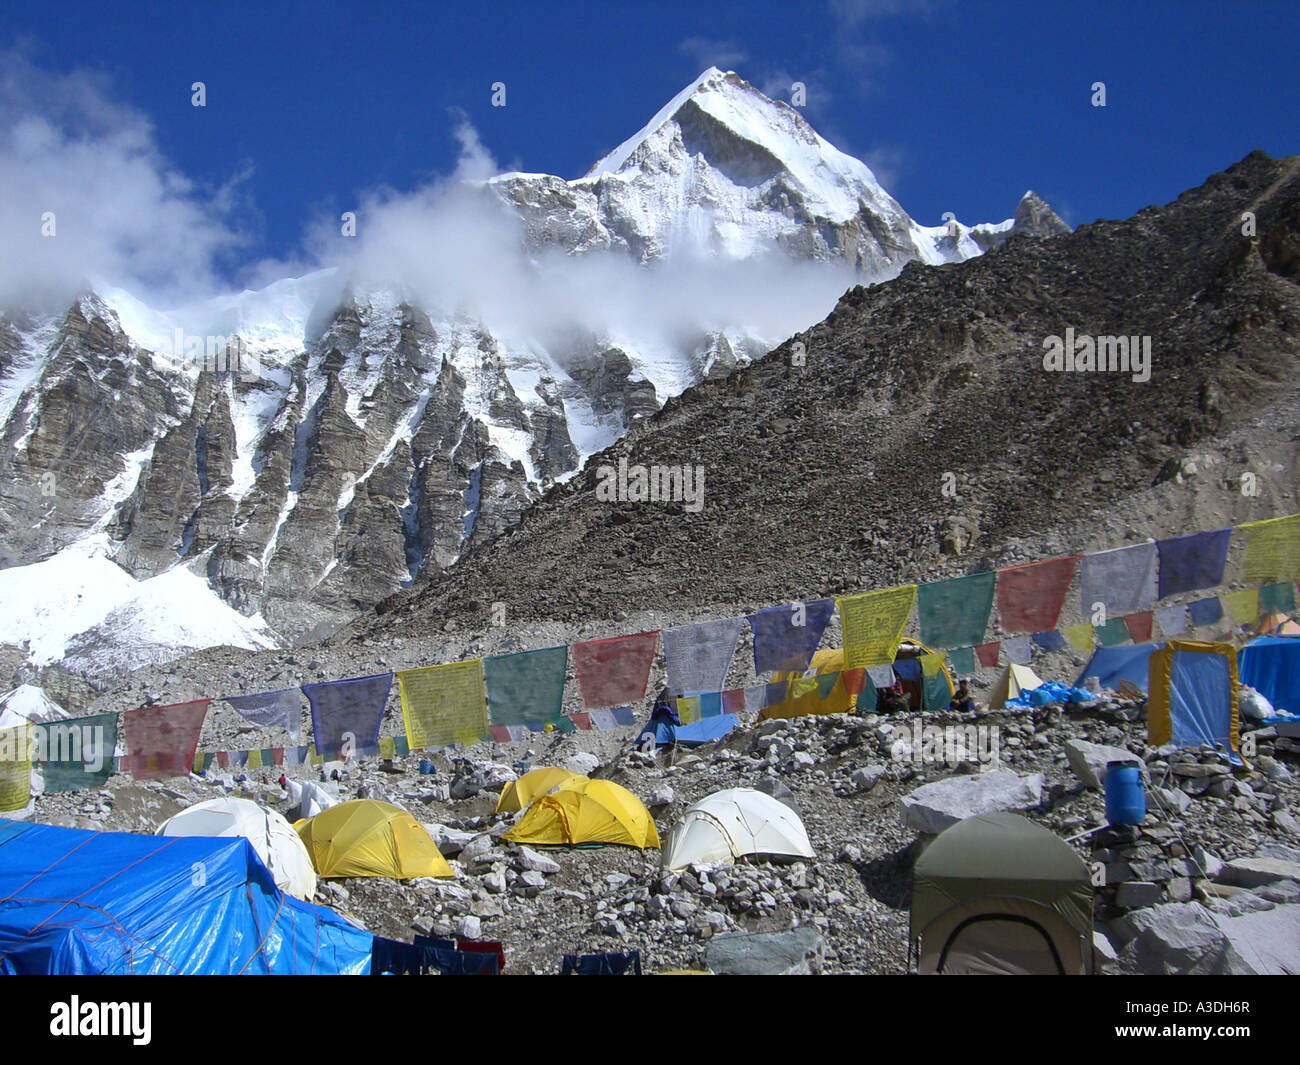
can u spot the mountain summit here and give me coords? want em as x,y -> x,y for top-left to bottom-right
558,67 -> 989,269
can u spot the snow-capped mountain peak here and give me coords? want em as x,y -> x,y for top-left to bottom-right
587,68 -> 888,217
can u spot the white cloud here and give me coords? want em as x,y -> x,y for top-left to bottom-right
758,67 -> 834,111
0,54 -> 868,372
0,49 -> 250,311
676,36 -> 748,70
861,145 -> 906,190
829,0 -> 941,27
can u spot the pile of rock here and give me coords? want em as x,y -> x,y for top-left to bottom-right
1098,843 -> 1300,974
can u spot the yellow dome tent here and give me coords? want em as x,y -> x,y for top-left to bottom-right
504,779 -> 660,849
295,799 -> 454,879
496,767 -> 589,814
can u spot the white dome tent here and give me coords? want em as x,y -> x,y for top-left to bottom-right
157,797 -> 317,901
663,787 -> 814,871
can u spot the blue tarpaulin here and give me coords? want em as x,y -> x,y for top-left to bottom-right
1167,649 -> 1235,753
1238,635 -> 1300,716
1075,643 -> 1164,694
1004,681 -> 1095,708
637,712 -> 738,748
0,819 -> 373,974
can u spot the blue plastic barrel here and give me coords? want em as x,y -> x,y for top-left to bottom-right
1104,760 -> 1146,826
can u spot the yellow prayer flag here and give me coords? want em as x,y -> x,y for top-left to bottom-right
379,736 -> 396,759
1062,622 -> 1095,653
0,724 -> 33,813
1222,588 -> 1260,627
838,586 -> 917,669
1239,514 -> 1300,583
676,696 -> 701,725
397,660 -> 488,751
919,653 -> 945,677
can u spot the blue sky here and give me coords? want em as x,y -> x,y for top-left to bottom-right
3,0 -> 1297,296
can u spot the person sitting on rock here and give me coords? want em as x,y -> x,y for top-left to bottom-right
949,678 -> 976,713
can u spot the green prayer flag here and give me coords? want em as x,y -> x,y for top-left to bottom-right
916,571 -> 996,649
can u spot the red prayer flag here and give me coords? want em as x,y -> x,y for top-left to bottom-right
721,689 -> 746,715
975,642 -> 1002,668
572,631 -> 660,709
122,699 -> 211,781
1123,611 -> 1154,643
996,556 -> 1079,634
841,668 -> 867,696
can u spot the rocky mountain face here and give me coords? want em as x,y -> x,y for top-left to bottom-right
356,150 -> 1300,638
0,68 -> 1046,670
970,190 -> 1071,252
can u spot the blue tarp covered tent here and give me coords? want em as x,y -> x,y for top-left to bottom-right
1238,635 -> 1300,716
0,818 -> 373,974
675,714 -> 739,746
1148,641 -> 1242,763
637,710 -> 737,748
1075,643 -> 1164,693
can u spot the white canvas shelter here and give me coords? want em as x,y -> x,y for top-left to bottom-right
663,787 -> 814,870
157,797 -> 317,901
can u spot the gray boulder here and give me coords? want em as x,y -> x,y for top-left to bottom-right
1110,902 -> 1252,975
564,752 -> 601,775
899,770 -> 1044,834
1219,857 -> 1300,889
754,777 -> 803,818
1209,904 -> 1300,974
1064,738 -> 1145,791
514,845 -> 561,875
422,822 -> 476,857
1256,842 -> 1300,863
852,765 -> 887,793
704,926 -> 826,975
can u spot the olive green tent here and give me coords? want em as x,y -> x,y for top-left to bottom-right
910,812 -> 1093,974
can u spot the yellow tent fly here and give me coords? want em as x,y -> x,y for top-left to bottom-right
504,779 -> 659,849
295,799 -> 454,879
496,767 -> 588,814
